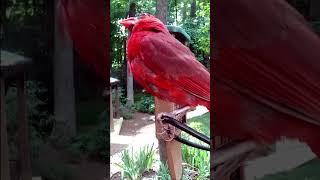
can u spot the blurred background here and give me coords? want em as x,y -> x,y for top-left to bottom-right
1,1 -> 108,180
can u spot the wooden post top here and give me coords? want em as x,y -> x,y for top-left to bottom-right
110,77 -> 120,88
1,50 -> 32,78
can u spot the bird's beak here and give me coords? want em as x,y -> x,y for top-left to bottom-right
118,17 -> 137,30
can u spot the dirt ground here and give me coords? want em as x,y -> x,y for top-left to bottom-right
110,112 -> 159,177
110,106 -> 209,178
111,112 -> 156,155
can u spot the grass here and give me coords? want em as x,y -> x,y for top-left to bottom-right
181,112 -> 210,179
258,158 -> 320,180
186,112 -> 210,135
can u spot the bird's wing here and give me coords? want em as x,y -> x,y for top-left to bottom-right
138,33 -> 210,103
59,0 -> 108,79
214,0 -> 320,156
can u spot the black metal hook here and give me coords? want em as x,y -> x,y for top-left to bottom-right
161,114 -> 211,151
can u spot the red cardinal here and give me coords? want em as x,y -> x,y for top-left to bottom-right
119,14 -> 210,110
58,0 -> 108,79
214,0 -> 320,156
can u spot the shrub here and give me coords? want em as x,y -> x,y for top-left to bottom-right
67,120 -> 109,161
120,105 -> 135,120
133,94 -> 155,114
5,80 -> 54,159
116,144 -> 156,180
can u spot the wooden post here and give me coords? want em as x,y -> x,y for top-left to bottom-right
1,78 -> 11,180
114,84 -> 120,118
17,73 -> 32,180
155,98 -> 182,180
110,88 -> 114,132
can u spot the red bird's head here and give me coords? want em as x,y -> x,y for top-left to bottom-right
118,17 -> 137,31
119,13 -> 169,34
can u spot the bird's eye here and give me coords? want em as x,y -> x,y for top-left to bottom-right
129,24 -> 135,30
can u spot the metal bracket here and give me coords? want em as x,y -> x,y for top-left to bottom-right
156,106 -> 210,151
156,106 -> 191,141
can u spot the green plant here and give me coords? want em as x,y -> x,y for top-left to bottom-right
116,144 -> 156,179
181,144 -> 210,179
120,105 -> 135,120
136,145 -> 156,174
6,81 -> 54,139
133,94 -> 155,114
67,134 -> 91,159
119,149 -> 140,180
157,162 -> 171,180
181,113 -> 210,180
110,87 -> 136,120
67,120 -> 109,161
6,81 -> 53,160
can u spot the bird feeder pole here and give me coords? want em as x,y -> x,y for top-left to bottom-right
155,98 -> 182,179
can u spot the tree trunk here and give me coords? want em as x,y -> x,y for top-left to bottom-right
17,74 -> 32,180
52,0 -> 76,142
1,78 -> 11,180
190,0 -> 196,18
126,2 -> 136,106
156,0 -> 168,23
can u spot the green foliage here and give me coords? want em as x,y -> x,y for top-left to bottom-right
157,162 -> 171,180
4,0 -> 50,59
116,145 -> 156,180
6,81 -> 53,159
121,108 -> 135,120
133,93 -> 155,114
110,0 -> 157,71
182,145 -> 210,179
5,0 -> 44,24
167,0 -> 210,68
112,87 -> 126,105
67,120 -> 109,161
181,113 -> 210,180
110,86 -> 135,119
111,0 -> 210,74
111,0 -> 129,71
6,81 -> 54,138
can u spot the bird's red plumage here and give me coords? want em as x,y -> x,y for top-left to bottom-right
125,16 -> 210,110
59,2 -> 209,108
214,0 -> 320,156
59,0 -> 107,79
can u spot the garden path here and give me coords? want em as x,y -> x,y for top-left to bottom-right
110,106 -> 208,178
